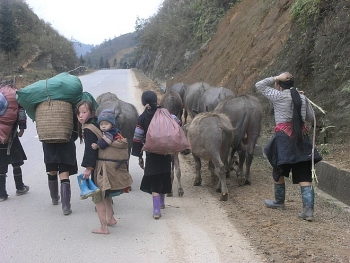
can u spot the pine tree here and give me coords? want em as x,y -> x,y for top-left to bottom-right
0,0 -> 20,74
99,56 -> 104,69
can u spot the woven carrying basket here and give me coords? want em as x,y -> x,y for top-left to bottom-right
36,100 -> 73,143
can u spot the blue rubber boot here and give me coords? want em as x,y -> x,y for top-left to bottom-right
298,186 -> 314,221
87,178 -> 101,195
152,195 -> 161,219
77,174 -> 95,200
265,183 -> 285,209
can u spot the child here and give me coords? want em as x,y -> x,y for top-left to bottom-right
131,90 -> 173,219
91,109 -> 123,150
77,101 -> 132,234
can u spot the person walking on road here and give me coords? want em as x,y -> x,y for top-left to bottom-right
77,100 -> 131,235
131,90 -> 173,219
0,101 -> 29,202
255,72 -> 322,221
42,107 -> 78,215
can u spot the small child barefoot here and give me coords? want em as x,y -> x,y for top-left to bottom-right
107,217 -> 117,226
92,226 -> 109,235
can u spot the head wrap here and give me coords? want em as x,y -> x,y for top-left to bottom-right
0,92 -> 8,116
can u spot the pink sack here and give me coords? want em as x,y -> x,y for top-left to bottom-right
0,85 -> 18,144
142,108 -> 190,155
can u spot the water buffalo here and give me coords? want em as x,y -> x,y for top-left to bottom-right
214,94 -> 262,186
159,91 -> 185,197
186,112 -> 234,201
196,87 -> 235,114
167,82 -> 188,102
96,92 -> 139,157
183,82 -> 211,124
166,82 -> 189,121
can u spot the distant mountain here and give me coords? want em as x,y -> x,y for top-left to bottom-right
73,42 -> 94,57
83,32 -> 138,69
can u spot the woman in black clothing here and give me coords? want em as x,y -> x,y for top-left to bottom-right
131,90 -> 172,219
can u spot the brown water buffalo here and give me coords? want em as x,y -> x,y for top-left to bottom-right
166,82 -> 189,121
159,91 -> 185,197
183,82 -> 211,124
214,94 -> 262,186
186,112 -> 234,201
196,87 -> 235,114
96,92 -> 139,157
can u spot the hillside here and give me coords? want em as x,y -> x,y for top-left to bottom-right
166,0 -> 350,145
0,0 -> 79,87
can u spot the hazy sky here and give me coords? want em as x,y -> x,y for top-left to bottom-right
25,0 -> 164,45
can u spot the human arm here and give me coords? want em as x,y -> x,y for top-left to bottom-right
131,114 -> 146,169
81,128 -> 98,177
17,105 -> 26,137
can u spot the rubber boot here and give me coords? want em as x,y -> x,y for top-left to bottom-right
298,185 -> 314,221
48,176 -> 60,205
87,178 -> 101,195
0,174 -> 8,202
61,182 -> 72,215
160,193 -> 165,209
152,195 -> 161,219
13,167 -> 29,196
265,183 -> 285,209
77,174 -> 95,200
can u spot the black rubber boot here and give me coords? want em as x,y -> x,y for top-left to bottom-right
265,183 -> 285,209
48,174 -> 60,205
298,185 -> 314,221
14,167 -> 29,196
61,182 -> 72,215
0,174 -> 8,202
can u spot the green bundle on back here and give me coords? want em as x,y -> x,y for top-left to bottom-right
16,72 -> 83,121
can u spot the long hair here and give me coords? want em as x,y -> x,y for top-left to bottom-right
75,100 -> 95,143
279,78 -> 303,146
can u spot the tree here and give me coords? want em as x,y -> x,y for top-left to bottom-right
99,56 -> 104,69
79,55 -> 85,65
0,0 -> 20,74
104,59 -> 110,68
113,58 -> 117,68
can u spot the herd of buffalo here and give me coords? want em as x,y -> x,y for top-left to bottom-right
99,82 -> 262,201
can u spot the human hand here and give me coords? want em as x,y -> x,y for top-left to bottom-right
91,143 -> 98,150
18,129 -> 24,137
276,72 -> 293,82
138,157 -> 144,169
83,168 -> 92,179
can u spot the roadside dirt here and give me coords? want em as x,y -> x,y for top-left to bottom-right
133,69 -> 350,263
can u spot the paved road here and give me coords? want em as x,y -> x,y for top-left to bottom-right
0,69 -> 264,263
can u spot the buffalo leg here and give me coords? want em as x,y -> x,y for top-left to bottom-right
236,147 -> 246,186
193,155 -> 202,186
173,153 -> 184,196
211,158 -> 228,201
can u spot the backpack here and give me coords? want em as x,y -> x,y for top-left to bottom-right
0,85 -> 18,144
142,108 -> 190,155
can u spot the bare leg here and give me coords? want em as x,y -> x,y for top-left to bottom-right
92,201 -> 109,234
105,197 -> 117,226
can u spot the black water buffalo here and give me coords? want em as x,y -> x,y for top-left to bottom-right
214,94 -> 262,186
196,87 -> 235,114
186,112 -> 234,201
159,91 -> 185,197
96,92 -> 139,157
183,82 -> 211,124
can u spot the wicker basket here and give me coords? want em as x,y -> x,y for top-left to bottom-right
36,100 -> 73,143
